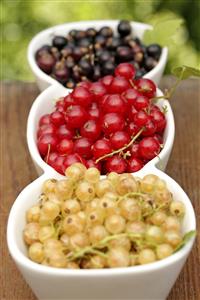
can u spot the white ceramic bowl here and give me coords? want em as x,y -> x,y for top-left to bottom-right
27,20 -> 168,91
7,165 -> 196,300
27,83 -> 175,177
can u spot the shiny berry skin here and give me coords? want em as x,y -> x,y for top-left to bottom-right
63,153 -> 83,170
101,113 -> 125,135
73,137 -> 92,159
37,134 -> 58,156
139,137 -> 160,160
88,106 -> 101,121
147,44 -> 162,60
123,89 -> 141,106
63,94 -> 75,107
51,155 -> 65,174
134,110 -> 149,127
65,105 -> 87,128
102,94 -> 127,115
127,122 -> 140,136
129,143 -> 140,158
115,63 -> 136,79
116,46 -> 133,62
78,81 -> 91,89
135,78 -> 156,99
52,36 -> 67,50
56,124 -> 74,140
80,120 -> 101,141
150,109 -> 166,133
127,105 -> 138,121
110,131 -> 130,150
86,159 -> 102,171
127,157 -> 143,172
45,151 -> 58,165
37,124 -> 57,138
57,138 -> 74,155
105,155 -> 127,174
100,75 -> 114,88
50,111 -> 65,126
39,114 -> 51,126
117,20 -> 132,37
109,76 -> 130,94
72,86 -> 93,107
92,139 -> 112,159
89,82 -> 107,101
142,119 -> 157,136
37,53 -> 55,74
134,95 -> 149,111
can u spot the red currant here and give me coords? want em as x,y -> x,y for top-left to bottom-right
92,139 -> 112,159
151,109 -> 166,133
101,113 -> 125,135
123,88 -> 141,106
63,153 -> 83,170
127,105 -> 138,121
80,120 -> 101,141
134,95 -> 149,111
105,155 -> 127,174
89,82 -> 107,100
100,75 -> 114,88
135,78 -> 156,99
110,131 -> 130,150
127,157 -> 143,172
134,110 -> 150,127
139,137 -> 160,160
73,137 -> 92,159
109,76 -> 130,94
50,111 -> 65,126
77,81 -> 91,89
56,124 -> 74,140
129,143 -> 140,158
102,94 -> 127,115
72,86 -> 93,107
63,94 -> 75,107
37,134 -> 58,156
51,155 -> 66,174
65,105 -> 87,128
142,119 -> 157,136
57,138 -> 74,155
39,114 -> 51,126
86,159 -> 102,171
115,63 -> 136,79
37,124 -> 57,138
44,151 -> 58,165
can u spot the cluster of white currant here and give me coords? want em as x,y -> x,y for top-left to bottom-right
23,163 -> 185,269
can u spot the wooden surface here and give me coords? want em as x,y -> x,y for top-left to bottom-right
1,77 -> 200,300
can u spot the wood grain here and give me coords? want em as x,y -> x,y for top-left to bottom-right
1,77 -> 200,300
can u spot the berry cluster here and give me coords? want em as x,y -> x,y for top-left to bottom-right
24,164 -> 186,269
35,20 -> 162,88
37,63 -> 166,175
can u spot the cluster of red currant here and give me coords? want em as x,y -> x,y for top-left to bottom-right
37,63 -> 166,175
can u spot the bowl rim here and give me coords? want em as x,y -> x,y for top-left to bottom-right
7,167 -> 196,276
26,83 -> 175,177
27,19 -> 168,89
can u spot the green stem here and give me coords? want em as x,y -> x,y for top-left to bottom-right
95,128 -> 144,163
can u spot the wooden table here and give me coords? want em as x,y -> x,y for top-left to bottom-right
1,77 -> 200,300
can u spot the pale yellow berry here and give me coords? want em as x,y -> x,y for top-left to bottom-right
23,222 -> 40,245
26,205 -> 40,223
28,242 -> 44,263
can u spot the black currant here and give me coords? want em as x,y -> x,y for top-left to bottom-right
117,20 -> 132,37
52,36 -> 68,50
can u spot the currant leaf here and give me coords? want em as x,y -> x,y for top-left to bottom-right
143,19 -> 183,46
174,230 -> 196,253
172,65 -> 200,80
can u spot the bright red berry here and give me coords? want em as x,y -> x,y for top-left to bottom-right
105,155 -> 127,174
102,94 -> 127,115
50,111 -> 65,126
89,82 -> 107,100
110,131 -> 130,150
151,109 -> 166,133
72,86 -> 93,107
73,137 -> 92,159
56,124 -> 74,140
86,159 -> 102,171
109,76 -> 130,94
115,63 -> 136,79
134,95 -> 149,111
39,114 -> 51,126
127,157 -> 143,172
37,134 -> 58,156
139,137 -> 160,160
134,110 -> 150,127
92,139 -> 112,159
129,143 -> 140,158
65,105 -> 87,128
80,120 -> 101,141
127,122 -> 140,136
123,88 -> 141,106
37,124 -> 57,138
101,112 -> 125,135
63,153 -> 83,170
135,78 -> 156,99
57,138 -> 73,155
100,75 -> 114,88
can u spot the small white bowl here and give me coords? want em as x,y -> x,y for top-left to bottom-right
7,165 -> 196,300
27,83 -> 175,177
27,20 -> 168,91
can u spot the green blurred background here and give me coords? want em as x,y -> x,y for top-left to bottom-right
1,0 -> 200,81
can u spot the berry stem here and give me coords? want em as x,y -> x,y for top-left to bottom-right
45,144 -> 51,163
95,127 -> 144,163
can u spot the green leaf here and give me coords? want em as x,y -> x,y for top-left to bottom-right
172,65 -> 200,80
174,230 -> 196,253
143,19 -> 183,47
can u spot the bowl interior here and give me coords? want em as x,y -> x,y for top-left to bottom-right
27,84 -> 174,176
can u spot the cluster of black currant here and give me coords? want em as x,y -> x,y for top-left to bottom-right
35,20 -> 162,88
